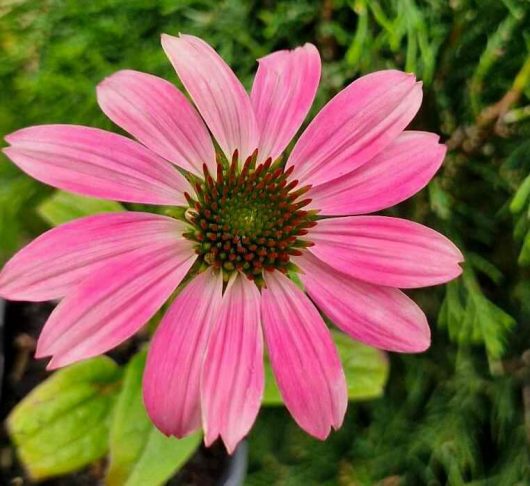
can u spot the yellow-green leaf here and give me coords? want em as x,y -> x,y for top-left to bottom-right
7,357 -> 122,481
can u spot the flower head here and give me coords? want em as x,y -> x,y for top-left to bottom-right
0,34 -> 463,452
183,153 -> 316,285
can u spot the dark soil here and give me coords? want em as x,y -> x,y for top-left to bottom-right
0,301 -> 231,485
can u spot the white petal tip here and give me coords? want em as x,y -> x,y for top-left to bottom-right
310,427 -> 331,441
45,357 -> 62,371
203,433 -> 216,449
161,32 -> 187,44
45,351 -> 86,370
35,340 -> 53,359
2,146 -> 14,157
34,350 -> 50,360
4,128 -> 28,145
160,33 -> 174,45
406,332 -> 431,354
221,434 -> 241,455
302,42 -> 318,51
417,342 -> 431,353
224,444 -> 237,455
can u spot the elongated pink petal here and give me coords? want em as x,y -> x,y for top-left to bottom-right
287,70 -> 422,187
308,131 -> 446,215
3,125 -> 188,205
0,212 -> 185,301
295,252 -> 430,352
37,242 -> 196,369
251,44 -> 320,162
261,271 -> 347,439
201,273 -> 263,453
162,34 -> 259,161
97,70 -> 215,175
144,269 -> 223,438
309,216 -> 463,288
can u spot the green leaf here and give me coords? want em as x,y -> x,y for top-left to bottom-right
263,330 -> 389,405
106,350 -> 201,486
7,357 -> 122,481
38,191 -> 124,226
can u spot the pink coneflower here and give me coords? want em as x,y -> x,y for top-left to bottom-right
0,34 -> 462,452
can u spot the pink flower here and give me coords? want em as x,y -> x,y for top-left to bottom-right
0,34 -> 462,452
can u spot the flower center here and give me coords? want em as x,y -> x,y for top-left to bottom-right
183,151 -> 317,285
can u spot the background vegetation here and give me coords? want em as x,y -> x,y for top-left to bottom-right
1,0 -> 530,484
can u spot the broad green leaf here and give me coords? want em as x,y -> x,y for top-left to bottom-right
7,357 -> 122,481
263,330 -> 389,405
106,350 -> 201,486
38,191 -> 124,226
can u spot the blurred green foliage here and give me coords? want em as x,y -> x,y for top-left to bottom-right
2,0 -> 530,484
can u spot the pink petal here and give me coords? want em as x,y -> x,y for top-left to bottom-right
295,252 -> 430,352
201,273 -> 263,453
3,125 -> 189,205
261,271 -> 347,440
251,43 -> 320,163
162,34 -> 259,161
309,216 -> 463,289
37,242 -> 196,369
308,131 -> 446,215
97,69 -> 215,176
144,269 -> 223,438
0,212 -> 185,301
287,70 -> 423,187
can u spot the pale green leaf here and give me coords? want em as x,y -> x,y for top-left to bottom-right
7,357 -> 122,481
263,330 -> 389,405
106,350 -> 201,486
38,191 -> 124,226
